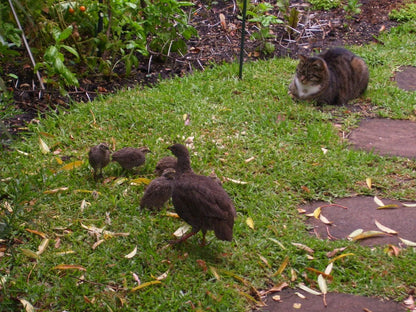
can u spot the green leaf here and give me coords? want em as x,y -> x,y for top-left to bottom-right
58,26 -> 73,42
61,45 -> 79,60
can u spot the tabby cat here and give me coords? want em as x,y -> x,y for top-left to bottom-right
288,47 -> 369,105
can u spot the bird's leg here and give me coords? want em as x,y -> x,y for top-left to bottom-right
169,231 -> 197,244
199,230 -> 208,247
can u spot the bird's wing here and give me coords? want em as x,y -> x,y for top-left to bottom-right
173,174 -> 233,220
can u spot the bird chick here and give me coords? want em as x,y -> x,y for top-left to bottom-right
154,156 -> 177,176
88,143 -> 110,179
140,168 -> 176,210
167,143 -> 236,245
112,147 -> 151,171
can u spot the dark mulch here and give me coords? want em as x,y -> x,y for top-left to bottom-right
260,288 -> 406,312
302,196 -> 416,246
0,0 -> 407,135
349,118 -> 416,159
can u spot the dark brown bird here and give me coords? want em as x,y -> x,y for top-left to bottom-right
88,143 -> 110,179
140,168 -> 176,210
112,147 -> 151,171
167,143 -> 236,245
154,156 -> 177,176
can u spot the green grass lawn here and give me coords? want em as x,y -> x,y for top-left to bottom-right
1,21 -> 416,312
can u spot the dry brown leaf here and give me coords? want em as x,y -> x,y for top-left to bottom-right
292,242 -> 314,254
384,244 -> 400,257
306,267 -> 333,281
36,238 -> 50,255
155,270 -> 169,281
124,245 -> 138,259
19,299 -> 35,312
43,187 -> 69,194
374,196 -> 385,207
92,239 -> 105,250
324,262 -> 334,275
293,302 -> 302,309
259,255 -> 270,267
317,274 -> 328,295
273,256 -> 289,276
165,212 -> 180,218
326,247 -> 347,258
402,203 -> 416,207
272,295 -> 281,302
210,266 -> 221,280
26,229 -> 47,239
399,237 -> 416,247
52,264 -> 86,271
225,177 -> 248,184
268,281 -> 289,293
319,214 -> 333,225
173,224 -> 191,238
219,13 -> 226,30
297,283 -> 321,295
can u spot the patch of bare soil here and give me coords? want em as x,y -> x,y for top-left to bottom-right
0,0 -> 406,135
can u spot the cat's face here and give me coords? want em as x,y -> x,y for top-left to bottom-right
296,55 -> 326,86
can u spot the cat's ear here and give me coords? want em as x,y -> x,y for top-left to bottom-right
298,54 -> 308,62
312,59 -> 324,69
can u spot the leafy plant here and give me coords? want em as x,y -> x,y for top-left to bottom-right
389,2 -> 416,22
35,26 -> 80,89
308,0 -> 342,11
343,0 -> 362,16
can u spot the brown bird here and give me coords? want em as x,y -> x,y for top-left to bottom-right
140,168 -> 176,210
112,147 -> 151,171
154,156 -> 177,176
88,143 -> 110,179
167,143 -> 236,245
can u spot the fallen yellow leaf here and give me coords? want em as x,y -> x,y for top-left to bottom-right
130,177 -> 151,185
59,160 -> 83,171
376,204 -> 399,209
375,220 -> 398,234
366,177 -> 372,189
399,237 -> 416,247
272,255 -> 289,276
52,264 -> 86,271
246,217 -> 255,230
351,231 -> 388,241
328,253 -> 355,263
131,280 -> 161,292
38,137 -> 50,154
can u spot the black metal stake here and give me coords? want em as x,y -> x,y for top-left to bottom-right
238,0 -> 248,79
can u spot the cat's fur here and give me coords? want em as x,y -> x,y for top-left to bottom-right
288,47 -> 369,105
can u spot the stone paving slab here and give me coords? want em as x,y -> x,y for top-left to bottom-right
260,288 -> 406,312
349,118 -> 416,159
302,196 -> 416,246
